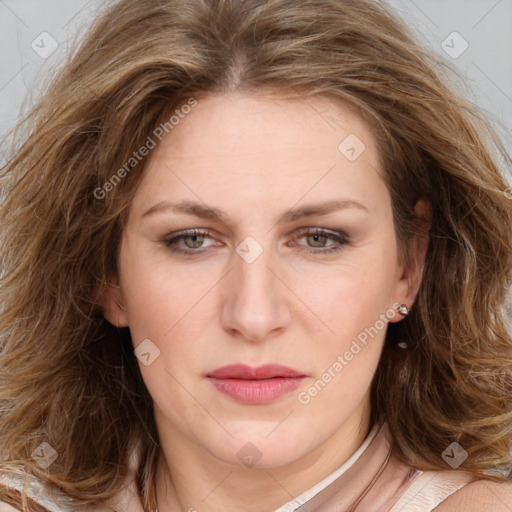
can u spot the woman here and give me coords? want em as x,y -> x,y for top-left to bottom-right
1,0 -> 511,510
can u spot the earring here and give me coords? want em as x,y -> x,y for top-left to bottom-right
398,304 -> 409,316
396,304 -> 409,349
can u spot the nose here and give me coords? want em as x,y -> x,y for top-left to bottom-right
220,241 -> 292,343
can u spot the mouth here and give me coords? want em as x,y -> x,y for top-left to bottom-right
206,363 -> 306,405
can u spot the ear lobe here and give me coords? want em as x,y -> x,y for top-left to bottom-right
99,280 -> 129,328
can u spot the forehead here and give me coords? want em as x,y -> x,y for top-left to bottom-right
128,92 -> 387,220
158,91 -> 377,162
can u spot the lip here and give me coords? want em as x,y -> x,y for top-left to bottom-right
207,364 -> 306,405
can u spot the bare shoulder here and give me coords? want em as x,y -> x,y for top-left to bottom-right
433,478 -> 512,512
0,501 -> 20,512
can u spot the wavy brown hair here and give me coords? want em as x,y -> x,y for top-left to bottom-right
1,0 -> 511,510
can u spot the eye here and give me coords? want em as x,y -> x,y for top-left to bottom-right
162,229 -> 219,254
293,228 -> 348,254
162,227 -> 349,256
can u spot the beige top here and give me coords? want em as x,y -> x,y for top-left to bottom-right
0,422 -> 477,512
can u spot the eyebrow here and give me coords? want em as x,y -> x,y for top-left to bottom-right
142,199 -> 368,223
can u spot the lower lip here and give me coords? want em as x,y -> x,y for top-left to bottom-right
208,377 -> 305,405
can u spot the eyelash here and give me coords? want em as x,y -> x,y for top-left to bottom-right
162,228 -> 348,255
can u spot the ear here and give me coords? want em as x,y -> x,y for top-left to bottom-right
99,277 -> 129,328
389,199 -> 431,322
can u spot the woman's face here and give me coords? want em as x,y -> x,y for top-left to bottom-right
104,92 -> 422,469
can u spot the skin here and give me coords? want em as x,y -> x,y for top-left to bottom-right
102,91 -> 430,511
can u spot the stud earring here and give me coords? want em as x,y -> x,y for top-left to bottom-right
396,305 -> 409,349
398,304 -> 409,316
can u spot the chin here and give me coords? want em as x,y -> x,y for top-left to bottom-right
204,426 -> 315,470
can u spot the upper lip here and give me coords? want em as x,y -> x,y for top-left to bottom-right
207,364 -> 306,380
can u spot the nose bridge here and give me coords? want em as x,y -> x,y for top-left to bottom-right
237,245 -> 275,301
220,236 -> 291,342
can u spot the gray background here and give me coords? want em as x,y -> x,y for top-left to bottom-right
1,0 -> 511,158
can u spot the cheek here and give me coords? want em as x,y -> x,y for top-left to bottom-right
119,252 -> 213,412
118,240 -> 214,340
118,251 -> 226,410
293,270 -> 394,412
291,255 -> 398,351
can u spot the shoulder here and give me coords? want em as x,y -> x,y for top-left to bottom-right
0,478 -> 22,511
0,503 -> 21,512
0,474 -> 61,512
433,478 -> 512,511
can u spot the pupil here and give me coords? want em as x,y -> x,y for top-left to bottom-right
309,234 -> 326,247
185,235 -> 203,248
